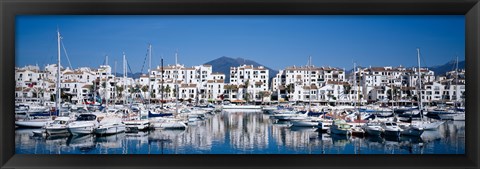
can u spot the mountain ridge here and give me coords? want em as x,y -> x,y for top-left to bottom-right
204,56 -> 278,82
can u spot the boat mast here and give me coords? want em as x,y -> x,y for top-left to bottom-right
114,60 -> 117,104
308,56 -> 312,112
56,28 -> 61,117
354,61 -> 360,120
416,48 -> 423,121
148,44 -> 152,110
123,52 -> 127,105
161,57 -> 164,108
455,55 -> 459,109
175,50 -> 179,117
353,62 -> 357,110
105,55 -> 108,107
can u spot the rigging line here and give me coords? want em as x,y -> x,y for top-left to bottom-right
140,47 -> 149,74
126,58 -> 134,78
60,39 -> 73,69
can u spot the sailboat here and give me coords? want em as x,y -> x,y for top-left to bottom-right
349,62 -> 365,136
16,29 -> 67,128
123,46 -> 151,132
147,57 -> 173,118
150,50 -> 187,130
289,57 -> 322,127
436,56 -> 465,121
406,48 -> 442,132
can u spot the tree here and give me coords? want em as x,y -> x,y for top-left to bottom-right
165,85 -> 171,98
244,79 -> 250,103
343,84 -> 351,95
116,86 -> 124,98
223,85 -> 233,100
142,85 -> 148,92
258,91 -> 271,105
387,89 -> 393,100
286,83 -> 295,101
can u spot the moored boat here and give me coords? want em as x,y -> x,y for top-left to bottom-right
68,114 -> 102,135
15,116 -> 53,128
94,116 -> 126,135
362,122 -> 384,136
45,116 -> 72,135
330,119 -> 352,135
380,122 -> 403,137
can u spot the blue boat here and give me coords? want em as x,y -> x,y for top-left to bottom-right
148,111 -> 173,118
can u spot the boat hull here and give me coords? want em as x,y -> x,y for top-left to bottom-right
364,127 -> 383,136
46,127 -> 69,135
68,126 -> 96,135
290,121 -> 319,127
124,120 -> 150,131
15,120 -> 50,128
401,127 -> 424,137
95,126 -> 126,135
383,130 -> 402,137
151,122 -> 187,129
330,128 -> 351,135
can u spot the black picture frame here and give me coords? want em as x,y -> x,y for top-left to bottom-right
1,0 -> 479,168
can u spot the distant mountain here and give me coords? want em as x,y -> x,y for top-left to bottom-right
428,60 -> 465,76
204,56 -> 278,82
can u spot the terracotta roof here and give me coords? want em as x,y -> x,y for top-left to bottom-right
255,81 -> 264,85
207,79 -> 224,83
180,84 -> 197,88
303,85 -> 318,90
82,85 -> 92,89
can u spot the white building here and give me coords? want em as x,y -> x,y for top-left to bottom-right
229,65 -> 269,103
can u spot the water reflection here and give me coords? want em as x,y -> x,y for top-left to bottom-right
15,112 -> 465,154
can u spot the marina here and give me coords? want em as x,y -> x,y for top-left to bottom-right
15,109 -> 465,154
14,16 -> 466,155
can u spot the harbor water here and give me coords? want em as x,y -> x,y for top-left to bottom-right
16,111 -> 465,154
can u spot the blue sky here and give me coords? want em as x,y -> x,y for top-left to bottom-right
16,15 -> 465,72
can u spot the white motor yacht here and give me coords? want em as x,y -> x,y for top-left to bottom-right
362,122 -> 384,136
68,114 -> 102,135
381,122 -> 403,137
45,116 -> 72,135
94,116 -> 126,135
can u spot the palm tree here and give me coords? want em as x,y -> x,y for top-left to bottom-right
116,86 -> 124,98
223,85 -> 233,100
165,85 -> 171,98
243,79 -> 250,103
141,85 -> 148,98
343,84 -> 351,95
258,91 -> 271,105
286,83 -> 295,101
